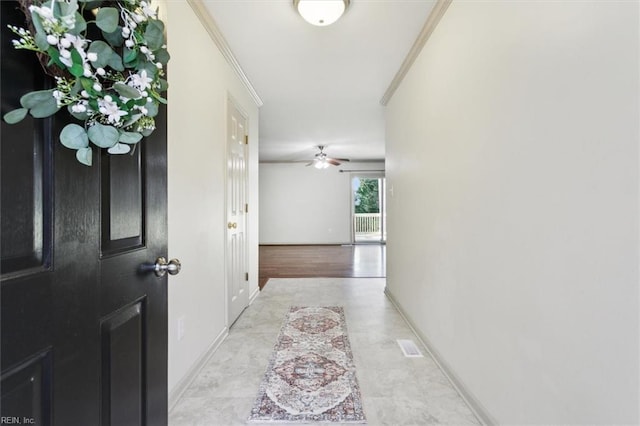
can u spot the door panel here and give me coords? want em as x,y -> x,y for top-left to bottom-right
101,301 -> 145,426
1,2 -> 169,425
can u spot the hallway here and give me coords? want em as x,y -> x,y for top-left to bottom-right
169,278 -> 480,425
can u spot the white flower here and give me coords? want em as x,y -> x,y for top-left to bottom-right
98,97 -> 127,124
87,52 -> 98,62
60,38 -> 71,49
93,83 -> 102,92
46,35 -> 58,45
129,70 -> 152,91
140,46 -> 148,54
125,40 -> 135,48
60,49 -> 71,59
71,103 -> 87,113
60,13 -> 76,30
81,90 -> 90,98
155,62 -> 163,69
29,5 -> 58,30
122,27 -> 131,37
96,68 -> 106,76
83,67 -> 92,77
140,1 -> 157,19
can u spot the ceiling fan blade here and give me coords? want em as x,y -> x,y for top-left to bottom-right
326,158 -> 341,166
335,158 -> 350,162
305,161 -> 315,166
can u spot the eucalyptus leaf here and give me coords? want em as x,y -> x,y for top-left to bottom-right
124,48 -> 137,64
3,108 -> 28,124
155,48 -> 170,66
76,147 -> 93,166
141,127 -> 154,137
58,0 -> 78,17
88,123 -> 119,148
140,61 -> 158,79
102,27 -> 124,47
144,20 -> 165,51
107,143 -> 131,154
35,32 -> 49,51
20,89 -> 55,109
69,12 -> 87,35
30,96 -> 60,118
87,40 -> 113,68
119,131 -> 143,144
60,123 -> 89,149
145,101 -> 158,118
29,11 -> 45,35
107,52 -> 124,71
113,82 -> 141,99
157,78 -> 169,92
96,7 -> 119,33
71,79 -> 83,96
122,113 -> 143,128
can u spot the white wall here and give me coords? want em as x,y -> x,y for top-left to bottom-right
259,162 -> 384,244
165,1 -> 260,398
385,1 -> 639,424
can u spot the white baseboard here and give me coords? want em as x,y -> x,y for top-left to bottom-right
249,285 -> 260,304
384,286 -> 497,426
168,327 -> 229,411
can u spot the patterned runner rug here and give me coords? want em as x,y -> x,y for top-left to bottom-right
248,306 -> 366,423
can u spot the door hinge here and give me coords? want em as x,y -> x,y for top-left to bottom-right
244,135 -> 248,145
245,272 -> 249,281
245,203 -> 248,213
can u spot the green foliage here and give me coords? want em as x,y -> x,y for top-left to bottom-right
354,178 -> 380,214
96,8 -> 119,33
3,108 -> 28,124
60,123 -> 89,149
4,0 -> 170,166
87,123 -> 119,148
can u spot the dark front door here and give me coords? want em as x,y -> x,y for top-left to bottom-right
1,2 -> 169,425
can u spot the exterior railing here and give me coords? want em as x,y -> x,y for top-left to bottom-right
354,213 -> 381,233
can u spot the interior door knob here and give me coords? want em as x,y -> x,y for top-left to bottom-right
227,222 -> 237,229
154,257 -> 181,277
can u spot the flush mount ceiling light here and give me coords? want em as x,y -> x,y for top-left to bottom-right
294,0 -> 350,27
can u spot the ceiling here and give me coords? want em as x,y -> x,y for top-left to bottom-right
202,0 -> 436,163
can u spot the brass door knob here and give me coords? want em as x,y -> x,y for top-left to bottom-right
227,222 -> 237,229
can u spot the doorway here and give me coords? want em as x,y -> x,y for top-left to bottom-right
351,174 -> 386,244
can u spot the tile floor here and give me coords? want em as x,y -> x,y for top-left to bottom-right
169,278 -> 481,426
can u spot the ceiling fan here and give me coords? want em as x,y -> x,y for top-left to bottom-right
306,146 -> 350,169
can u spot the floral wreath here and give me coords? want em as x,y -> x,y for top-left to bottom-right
3,0 -> 170,166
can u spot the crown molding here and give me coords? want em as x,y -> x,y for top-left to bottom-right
186,0 -> 264,107
380,0 -> 452,106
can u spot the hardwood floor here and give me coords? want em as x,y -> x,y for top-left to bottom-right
258,244 -> 386,289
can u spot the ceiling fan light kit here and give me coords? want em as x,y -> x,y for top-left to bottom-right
294,0 -> 350,27
307,145 -> 350,169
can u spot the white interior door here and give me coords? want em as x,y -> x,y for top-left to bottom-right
226,99 -> 249,326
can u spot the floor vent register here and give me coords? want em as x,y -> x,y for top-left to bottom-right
397,339 -> 424,358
